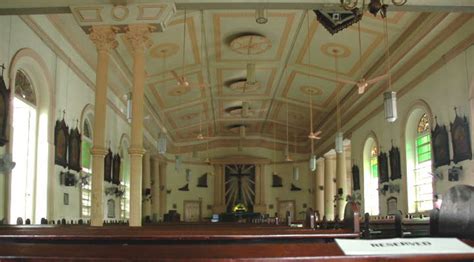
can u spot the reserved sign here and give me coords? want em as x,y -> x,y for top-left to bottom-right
335,238 -> 474,255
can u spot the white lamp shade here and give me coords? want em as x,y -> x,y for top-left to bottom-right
309,155 -> 317,171
185,169 -> 191,182
384,91 -> 398,122
157,134 -> 167,154
175,155 -> 182,171
335,132 -> 344,153
126,93 -> 132,123
293,166 -> 300,181
246,63 -> 256,84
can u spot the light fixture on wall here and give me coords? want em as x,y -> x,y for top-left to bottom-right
255,9 -> 268,24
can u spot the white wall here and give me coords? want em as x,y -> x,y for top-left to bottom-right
0,15 -> 132,223
350,46 -> 474,216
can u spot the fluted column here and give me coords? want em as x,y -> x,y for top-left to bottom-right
335,151 -> 347,219
126,24 -> 153,227
151,157 -> 160,222
212,164 -> 226,213
254,164 -> 266,213
142,152 -> 151,222
158,162 -> 167,218
89,26 -> 117,227
324,150 -> 336,220
315,157 -> 325,217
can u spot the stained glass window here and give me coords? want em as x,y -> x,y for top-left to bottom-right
365,141 -> 379,215
414,113 -> 433,213
417,113 -> 430,134
81,118 -> 92,218
15,70 -> 36,106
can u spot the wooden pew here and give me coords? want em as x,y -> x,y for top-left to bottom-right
0,240 -> 472,261
0,202 -> 361,245
361,213 -> 401,239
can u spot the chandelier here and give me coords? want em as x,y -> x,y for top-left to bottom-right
341,0 -> 408,17
315,0 -> 408,35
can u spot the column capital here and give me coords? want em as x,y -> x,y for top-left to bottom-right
129,146 -> 147,156
91,146 -> 108,156
89,25 -> 118,51
124,24 -> 154,52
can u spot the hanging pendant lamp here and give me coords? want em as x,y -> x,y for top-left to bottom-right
382,15 -> 397,122
333,51 -> 344,153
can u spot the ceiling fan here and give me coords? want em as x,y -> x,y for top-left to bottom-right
326,22 -> 388,95
169,69 -> 209,89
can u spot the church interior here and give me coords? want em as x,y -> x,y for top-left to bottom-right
0,0 -> 473,260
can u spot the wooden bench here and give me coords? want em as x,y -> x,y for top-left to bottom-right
0,240 -> 472,261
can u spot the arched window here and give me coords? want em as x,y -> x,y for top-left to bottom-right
10,70 -> 38,223
413,114 -> 433,212
405,105 -> 433,214
363,136 -> 379,215
119,136 -> 130,219
80,113 -> 93,218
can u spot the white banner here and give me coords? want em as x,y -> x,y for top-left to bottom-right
335,238 -> 474,256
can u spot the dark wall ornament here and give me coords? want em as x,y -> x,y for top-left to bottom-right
112,154 -> 121,185
378,151 -> 389,184
272,174 -> 283,187
54,118 -> 69,168
68,126 -> 81,172
450,110 -> 472,164
60,170 -> 76,186
431,120 -> 450,168
389,146 -> 402,180
104,148 -> 113,182
0,65 -> 10,146
351,165 -> 360,191
197,173 -> 208,188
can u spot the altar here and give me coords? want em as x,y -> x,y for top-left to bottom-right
210,156 -> 269,215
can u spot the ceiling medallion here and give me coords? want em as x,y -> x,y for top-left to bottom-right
289,112 -> 305,121
180,112 -> 199,121
228,79 -> 260,93
313,9 -> 362,35
320,43 -> 351,58
229,34 -> 272,55
150,43 -> 180,58
300,86 -> 323,96
168,85 -> 191,96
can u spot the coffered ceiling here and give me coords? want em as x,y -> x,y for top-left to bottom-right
2,0 -> 472,154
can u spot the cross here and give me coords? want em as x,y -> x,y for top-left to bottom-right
228,165 -> 253,205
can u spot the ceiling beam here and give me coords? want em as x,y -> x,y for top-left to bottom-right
0,0 -> 473,15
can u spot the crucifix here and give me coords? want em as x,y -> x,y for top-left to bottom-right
226,164 -> 255,211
